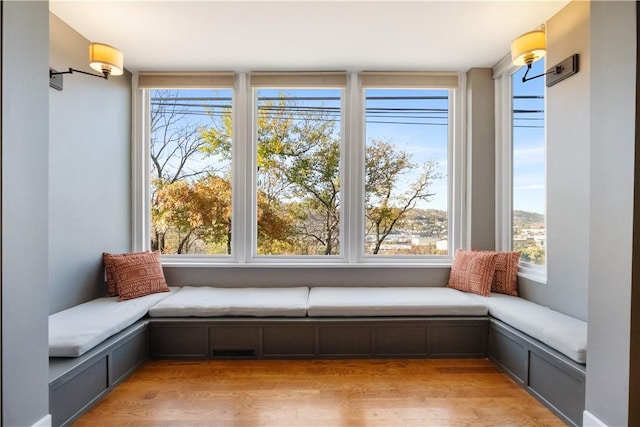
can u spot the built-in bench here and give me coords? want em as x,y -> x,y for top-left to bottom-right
469,293 -> 587,427
49,286 -> 587,427
49,321 -> 149,427
148,286 -> 489,359
49,288 -> 178,357
48,289 -> 178,426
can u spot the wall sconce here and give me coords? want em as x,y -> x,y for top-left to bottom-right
511,29 -> 578,87
50,43 -> 123,91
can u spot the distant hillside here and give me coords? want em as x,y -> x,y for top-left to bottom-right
513,210 -> 544,228
399,208 -> 448,238
391,208 -> 543,239
404,208 -> 447,223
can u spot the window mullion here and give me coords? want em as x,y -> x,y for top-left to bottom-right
131,79 -> 149,252
453,80 -> 467,254
495,73 -> 514,251
345,72 -> 362,263
232,73 -> 251,263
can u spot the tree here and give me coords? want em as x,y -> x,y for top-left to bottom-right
197,92 -> 442,256
279,110 -> 340,255
202,93 -> 341,255
365,139 -> 441,254
153,175 -> 231,254
150,90 -> 220,252
256,192 -> 298,254
514,240 -> 545,265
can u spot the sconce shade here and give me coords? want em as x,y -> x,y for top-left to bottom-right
511,30 -> 546,66
89,43 -> 123,76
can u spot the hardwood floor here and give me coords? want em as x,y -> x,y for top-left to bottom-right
74,359 -> 565,427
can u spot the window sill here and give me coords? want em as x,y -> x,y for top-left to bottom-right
517,264 -> 547,284
160,257 -> 452,269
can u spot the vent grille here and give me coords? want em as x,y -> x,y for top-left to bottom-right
212,348 -> 256,358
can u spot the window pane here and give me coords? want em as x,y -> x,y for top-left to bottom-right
255,89 -> 342,256
512,61 -> 546,265
364,89 -> 449,256
149,89 -> 233,255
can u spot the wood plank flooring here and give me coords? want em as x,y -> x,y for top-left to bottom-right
73,359 -> 565,427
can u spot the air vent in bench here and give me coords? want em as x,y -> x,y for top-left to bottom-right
212,348 -> 256,359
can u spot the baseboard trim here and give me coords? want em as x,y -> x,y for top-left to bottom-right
583,410 -> 607,427
32,414 -> 51,427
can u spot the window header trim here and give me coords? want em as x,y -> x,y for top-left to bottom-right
137,72 -> 235,88
250,72 -> 347,87
361,72 -> 459,88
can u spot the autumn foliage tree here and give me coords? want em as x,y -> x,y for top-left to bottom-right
150,90 -> 216,253
202,94 -> 341,255
151,90 -> 442,256
153,175 -> 231,254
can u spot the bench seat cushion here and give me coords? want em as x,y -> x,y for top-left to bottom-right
49,288 -> 178,357
148,286 -> 310,317
470,293 -> 587,364
307,287 -> 488,317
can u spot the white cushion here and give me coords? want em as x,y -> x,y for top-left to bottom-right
470,293 -> 587,364
148,286 -> 310,317
49,288 -> 178,357
307,287 -> 488,317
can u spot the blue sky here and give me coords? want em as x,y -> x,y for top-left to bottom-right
512,60 -> 546,215
364,88 -> 449,211
152,78 -> 543,217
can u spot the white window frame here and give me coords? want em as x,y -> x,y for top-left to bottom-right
248,73 -> 348,264
132,71 -> 465,267
357,73 -> 465,264
493,56 -> 547,283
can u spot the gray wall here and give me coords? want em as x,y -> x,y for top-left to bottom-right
49,14 -> 132,313
586,1 -> 636,425
1,1 -> 50,425
164,266 -> 451,288
466,68 -> 495,251
518,0 -> 590,321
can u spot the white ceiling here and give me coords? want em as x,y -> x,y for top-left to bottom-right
50,0 -> 569,73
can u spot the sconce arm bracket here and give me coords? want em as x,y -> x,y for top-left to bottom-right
49,67 -> 109,91
520,54 -> 580,87
522,64 -> 554,83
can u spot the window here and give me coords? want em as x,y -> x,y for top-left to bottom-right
364,88 -> 449,256
512,61 -> 546,268
134,72 -> 462,265
254,88 -> 343,256
149,88 -> 233,255
495,57 -> 546,280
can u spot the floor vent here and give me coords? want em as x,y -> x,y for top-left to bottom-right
212,348 -> 256,358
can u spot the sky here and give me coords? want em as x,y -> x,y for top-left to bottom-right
364,88 -> 449,211
512,60 -> 546,215
151,75 -> 544,218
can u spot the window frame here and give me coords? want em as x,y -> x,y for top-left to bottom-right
249,75 -> 347,262
494,56 -> 547,283
357,74 -> 463,264
132,71 -> 465,267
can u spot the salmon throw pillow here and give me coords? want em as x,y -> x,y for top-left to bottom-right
447,249 -> 499,297
103,250 -> 151,297
472,249 -> 521,296
103,251 -> 169,301
489,251 -> 520,296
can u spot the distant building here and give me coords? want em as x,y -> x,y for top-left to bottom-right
436,239 -> 448,251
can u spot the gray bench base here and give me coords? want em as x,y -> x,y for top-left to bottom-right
149,317 -> 489,359
49,315 -> 586,427
488,318 -> 586,427
49,320 -> 149,427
